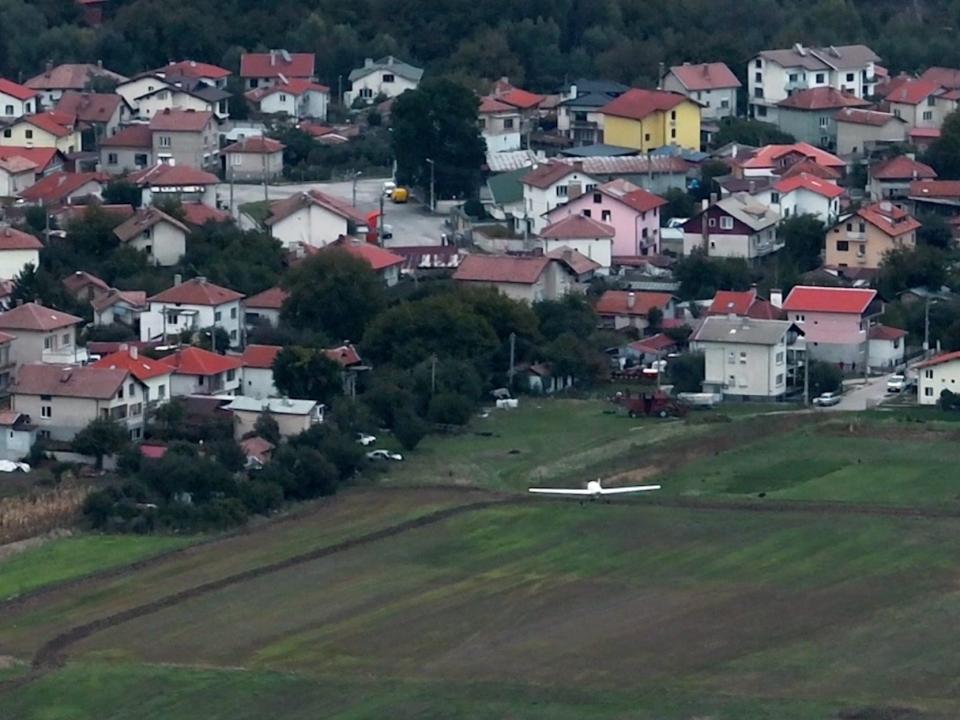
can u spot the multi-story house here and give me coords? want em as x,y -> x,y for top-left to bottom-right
152,60 -> 231,90
661,62 -> 740,121
691,316 -> 803,400
868,155 -> 937,201
781,285 -> 881,365
239,344 -> 281,399
918,351 -> 960,405
541,178 -> 666,258
747,44 -> 880,121
241,50 -> 315,91
0,302 -> 85,366
599,89 -> 701,152
53,91 -> 130,149
824,202 -> 920,271
91,345 -> 172,408
265,190 -> 368,248
753,173 -> 843,224
345,56 -> 423,105
0,227 -> 42,280
11,363 -> 147,441
148,109 -> 218,169
774,87 -> 869,149
24,63 -> 127,107
452,254 -> 582,303
595,290 -> 677,332
885,79 -> 946,130
478,96 -> 522,153
556,79 -> 628,145
127,163 -> 219,206
681,193 -> 781,260
243,286 -> 287,329
113,207 -> 189,267
519,161 -> 597,235
834,108 -> 908,157
0,78 -> 37,120
0,113 -> 81,154
99,125 -> 153,174
140,277 -> 245,348
245,80 -> 329,121
538,215 -> 614,271
159,346 -> 242,396
223,137 -> 285,182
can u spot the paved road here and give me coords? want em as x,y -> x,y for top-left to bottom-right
817,372 -> 895,412
219,177 -> 447,247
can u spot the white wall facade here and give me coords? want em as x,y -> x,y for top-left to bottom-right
919,361 -> 960,405
695,339 -> 787,398
270,204 -> 351,248
241,366 -> 277,399
0,248 -> 39,280
140,299 -> 243,347
347,72 -> 417,104
0,91 -> 35,120
169,369 -> 240,397
541,237 -> 611,271
522,171 -> 596,234
126,222 -> 186,266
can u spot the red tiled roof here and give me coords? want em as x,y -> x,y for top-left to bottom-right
600,88 -> 688,121
148,108 -> 214,132
871,155 -> 937,181
63,270 -> 109,295
148,277 -> 243,305
0,78 -> 37,101
222,137 -> 285,154
0,302 -> 81,331
139,444 -> 168,459
114,206 -> 189,243
834,108 -> 903,127
90,288 -> 147,313
478,96 -> 516,113
454,254 -> 555,284
18,171 -> 103,204
909,127 -> 941,139
545,247 -> 601,275
857,202 -> 921,237
668,62 -> 740,91
540,214 -> 614,239
25,63 -> 126,92
245,78 -> 329,102
12,364 -> 127,399
595,290 -> 674,317
54,91 -> 122,124
909,179 -> 960,199
596,179 -> 667,212
521,162 -> 579,189
265,190 -> 367,226
777,87 -> 869,110
324,344 -> 361,367
628,333 -> 677,353
241,344 -> 282,369
0,227 -> 42,251
241,52 -> 315,79
0,156 -> 38,174
332,238 -> 404,271
99,124 -> 153,148
741,143 -> 846,170
128,163 -> 219,187
773,173 -> 845,199
777,158 -> 842,180
920,66 -> 960,90
181,203 -> 230,226
782,286 -> 876,314
159,346 -> 242,376
92,347 -> 172,381
886,78 -> 941,105
21,113 -> 72,138
917,350 -> 960,369
240,436 -> 274,462
245,286 -> 288,310
0,147 -> 60,172
869,324 -> 907,341
707,289 -> 757,316
157,60 -> 231,80
496,88 -> 546,110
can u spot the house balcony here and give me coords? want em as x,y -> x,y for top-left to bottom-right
43,347 -> 89,365
784,78 -> 809,93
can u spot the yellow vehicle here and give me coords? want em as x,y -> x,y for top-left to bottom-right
390,186 -> 410,203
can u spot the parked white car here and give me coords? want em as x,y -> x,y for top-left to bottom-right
356,433 -> 377,446
367,449 -> 403,461
813,392 -> 842,407
886,374 -> 906,393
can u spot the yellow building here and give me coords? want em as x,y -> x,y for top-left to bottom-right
0,113 -> 81,154
600,89 -> 701,152
824,202 -> 920,270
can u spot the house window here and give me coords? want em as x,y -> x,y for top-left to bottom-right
721,99 -> 729,108
360,88 -> 373,98
819,116 -> 829,127
107,152 -> 118,165
601,210 -> 611,221
755,59 -> 762,68
670,128 -> 676,139
727,351 -> 736,364
3,104 -> 11,115
754,72 -> 762,83
670,110 -> 676,121
593,192 -> 602,203
279,94 -> 287,102
41,405 -> 52,418
720,216 -> 733,230
43,336 -> 53,350
38,430 -> 50,439
923,111 -> 933,121
788,73 -> 798,82
2,129 -> 10,138
585,184 -> 597,192
227,369 -> 236,381
230,307 -> 237,319
846,73 -> 855,82
117,385 -> 124,399
158,384 -> 166,399
25,129 -> 32,139
925,369 -> 934,379
503,118 -> 514,129
214,310 -> 222,321
383,73 -> 395,83
856,244 -> 865,257
925,387 -> 934,397
775,373 -> 784,385
556,186 -> 568,197
644,133 -> 651,142
770,192 -> 780,203
62,333 -> 70,345
159,135 -> 171,147
756,105 -> 767,117
198,375 -> 205,386
836,240 -> 849,251
129,382 -> 136,396
131,403 -> 143,417
796,314 -> 805,322
135,153 -> 148,166
708,217 -> 716,227
167,312 -> 178,324
815,73 -> 825,83
144,244 -> 152,255
739,351 -> 747,364
928,96 -> 937,107
583,209 -> 592,218
754,87 -> 764,99
776,351 -> 784,364
858,222 -> 865,233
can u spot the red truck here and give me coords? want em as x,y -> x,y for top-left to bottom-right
621,391 -> 688,419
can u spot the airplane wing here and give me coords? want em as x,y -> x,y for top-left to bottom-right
528,488 -> 593,495
597,485 -> 661,495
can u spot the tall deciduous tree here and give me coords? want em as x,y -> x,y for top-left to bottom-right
72,417 -> 129,469
926,111 -> 960,179
272,347 -> 343,403
391,78 -> 486,200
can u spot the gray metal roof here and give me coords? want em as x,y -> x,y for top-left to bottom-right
757,44 -> 880,71
560,144 -> 640,158
693,316 -> 797,345
349,56 -> 423,83
716,193 -> 779,231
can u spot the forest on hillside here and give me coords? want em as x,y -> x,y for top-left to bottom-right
2,0 -> 960,93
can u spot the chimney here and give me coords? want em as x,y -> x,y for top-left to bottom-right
710,192 -> 719,204
97,59 -> 103,69
770,288 -> 783,308
174,273 -> 182,286
364,57 -> 374,68
572,160 -> 583,172
906,152 -> 916,161
270,50 -> 277,66
60,368 -> 72,383
627,291 -> 636,309
701,198 -> 709,211
196,275 -> 207,283
657,61 -> 665,89
130,345 -> 138,359
45,60 -> 53,77
562,249 -> 572,261
748,180 -> 756,194
879,200 -> 892,212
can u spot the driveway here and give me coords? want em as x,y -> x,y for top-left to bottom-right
219,177 -> 447,247
818,373 -> 895,412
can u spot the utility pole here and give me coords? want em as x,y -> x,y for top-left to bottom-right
262,150 -> 269,204
431,354 -> 438,394
351,170 -> 361,207
338,75 -> 343,106
507,332 -> 516,389
228,160 -> 235,219
377,191 -> 385,245
803,345 -> 810,407
924,296 -> 931,353
426,158 -> 435,213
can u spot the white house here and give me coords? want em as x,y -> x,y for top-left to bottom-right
0,302 -> 85,366
478,96 -> 522,153
868,324 -> 906,372
91,345 -> 172,407
682,194 -> 781,259
91,289 -> 147,328
0,78 -> 37,120
520,161 -> 597,235
662,62 -> 740,121
244,286 -> 287,328
159,346 -> 242,397
0,411 -> 35,461
113,207 -> 189,267
245,80 -> 329,120
691,316 -> 803,400
0,156 -> 39,197
265,190 -> 368,248
140,277 -> 244,348
538,215 -> 613,271
0,226 -> 42,280
345,56 -> 423,105
918,351 -> 960,405
752,173 -> 843,223
240,344 -> 281,399
747,44 -> 880,121
223,396 -> 322,441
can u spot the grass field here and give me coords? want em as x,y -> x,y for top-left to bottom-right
6,402 -> 960,718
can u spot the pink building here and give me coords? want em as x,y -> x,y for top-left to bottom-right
543,179 -> 666,258
781,286 -> 881,366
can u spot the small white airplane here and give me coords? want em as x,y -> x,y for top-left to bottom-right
529,479 -> 660,502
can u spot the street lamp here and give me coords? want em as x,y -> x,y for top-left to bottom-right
425,157 -> 435,213
351,170 -> 362,207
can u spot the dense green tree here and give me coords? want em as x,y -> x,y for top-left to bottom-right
667,353 -> 705,393
534,295 -> 597,342
72,418 -> 129,469
712,119 -> 794,148
102,180 -> 141,207
808,360 -> 842,395
543,332 -> 606,385
877,245 -> 947,299
926,111 -> 960,179
253,413 -> 281,446
779,215 -> 826,272
393,406 -> 428,451
673,249 -> 753,300
917,213 -> 953,249
427,392 -> 473,425
272,347 -> 343,403
391,78 -> 486,199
